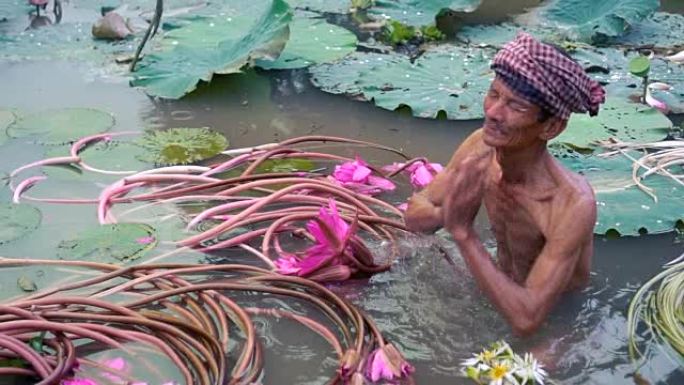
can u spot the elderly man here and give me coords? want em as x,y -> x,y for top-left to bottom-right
405,33 -> 605,336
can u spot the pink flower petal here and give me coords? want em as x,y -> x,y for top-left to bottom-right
397,202 -> 408,211
274,256 -> 301,275
367,349 -> 395,382
367,175 -> 395,191
61,379 -> 99,385
409,165 -> 434,188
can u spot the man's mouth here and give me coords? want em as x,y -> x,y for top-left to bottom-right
484,122 -> 506,137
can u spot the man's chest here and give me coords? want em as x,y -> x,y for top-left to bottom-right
482,181 -> 550,251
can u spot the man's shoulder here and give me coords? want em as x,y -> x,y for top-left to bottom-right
549,157 -> 596,216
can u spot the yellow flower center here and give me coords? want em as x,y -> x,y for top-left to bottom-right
481,350 -> 496,361
490,363 -> 509,380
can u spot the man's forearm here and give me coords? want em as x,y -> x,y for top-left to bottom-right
454,228 -> 541,335
404,194 -> 443,233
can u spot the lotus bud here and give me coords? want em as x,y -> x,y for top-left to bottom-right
307,265 -> 352,282
382,343 -> 415,377
349,372 -> 366,385
645,88 -> 670,114
338,348 -> 359,378
647,82 -> 673,91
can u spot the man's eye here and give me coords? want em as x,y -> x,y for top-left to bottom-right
509,102 -> 529,112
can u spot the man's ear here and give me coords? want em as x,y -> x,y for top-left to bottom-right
539,118 -> 566,141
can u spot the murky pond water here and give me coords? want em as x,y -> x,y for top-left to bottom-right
2,1 -> 684,384
2,58 -> 683,385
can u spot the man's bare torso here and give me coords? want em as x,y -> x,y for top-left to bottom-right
474,134 -> 593,289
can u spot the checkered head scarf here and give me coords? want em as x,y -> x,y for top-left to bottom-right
491,32 -> 606,120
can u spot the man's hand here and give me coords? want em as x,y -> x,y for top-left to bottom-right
443,151 -> 489,241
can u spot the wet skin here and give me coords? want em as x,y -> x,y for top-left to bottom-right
404,77 -> 596,336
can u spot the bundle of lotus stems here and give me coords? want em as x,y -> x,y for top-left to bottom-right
0,258 -> 413,384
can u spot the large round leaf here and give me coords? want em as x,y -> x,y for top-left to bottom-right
309,51 -> 394,96
6,108 -> 115,145
457,22 -> 556,48
286,0 -> 351,14
369,0 -> 482,26
608,12 -> 684,49
256,17 -> 357,70
131,0 -> 293,99
528,0 -> 659,42
44,141 -> 150,180
0,203 -> 42,245
360,46 -> 494,119
558,153 -> 684,236
550,98 -> 672,154
570,47 -> 684,111
0,0 -> 31,22
0,108 -> 15,146
135,127 -> 229,166
310,46 -> 495,120
57,223 -> 157,263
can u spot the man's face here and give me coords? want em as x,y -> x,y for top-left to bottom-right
482,78 -> 548,149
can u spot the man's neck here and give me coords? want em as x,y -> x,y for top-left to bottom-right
495,140 -> 549,184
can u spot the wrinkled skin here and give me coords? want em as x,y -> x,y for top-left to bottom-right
405,77 -> 596,336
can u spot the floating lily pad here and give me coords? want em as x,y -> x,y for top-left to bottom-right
550,98 -> 672,154
0,0 -> 31,22
0,108 -> 14,146
0,203 -> 42,245
135,127 -> 228,166
457,22 -> 557,48
256,17 -> 357,70
44,141 -> 150,180
6,108 -> 115,145
286,0 -> 351,13
527,0 -> 659,42
309,51 -> 394,96
369,0 -> 482,26
311,46 -> 494,120
608,12 -> 684,49
570,47 -> 684,109
130,0 -> 292,98
558,153 -> 684,236
57,223 -> 157,262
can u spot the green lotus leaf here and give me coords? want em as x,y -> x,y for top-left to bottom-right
0,108 -> 15,146
608,12 -> 684,49
254,158 -> 316,173
256,17 -> 357,70
628,56 -> 650,78
529,0 -> 659,42
570,47 -> 684,110
44,141 -> 150,180
369,0 -> 482,26
286,0 -> 351,14
457,22 -> 565,48
309,51 -> 394,97
6,108 -> 115,145
130,0 -> 292,99
0,0 -> 31,22
550,98 -> 672,154
135,127 -> 229,166
558,153 -> 684,236
310,46 -> 495,120
0,203 -> 42,245
57,223 -> 157,262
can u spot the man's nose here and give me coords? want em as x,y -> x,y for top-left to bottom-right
485,99 -> 505,122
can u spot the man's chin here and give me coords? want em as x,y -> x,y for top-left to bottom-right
482,130 -> 507,147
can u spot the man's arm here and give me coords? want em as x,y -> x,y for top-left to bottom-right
404,129 -> 486,233
450,196 -> 596,335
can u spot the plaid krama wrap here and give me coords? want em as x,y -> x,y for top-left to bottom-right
491,32 -> 606,120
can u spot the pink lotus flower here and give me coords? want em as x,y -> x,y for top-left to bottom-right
365,344 -> 414,383
330,156 -> 395,195
383,160 -> 443,189
274,199 -> 367,282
